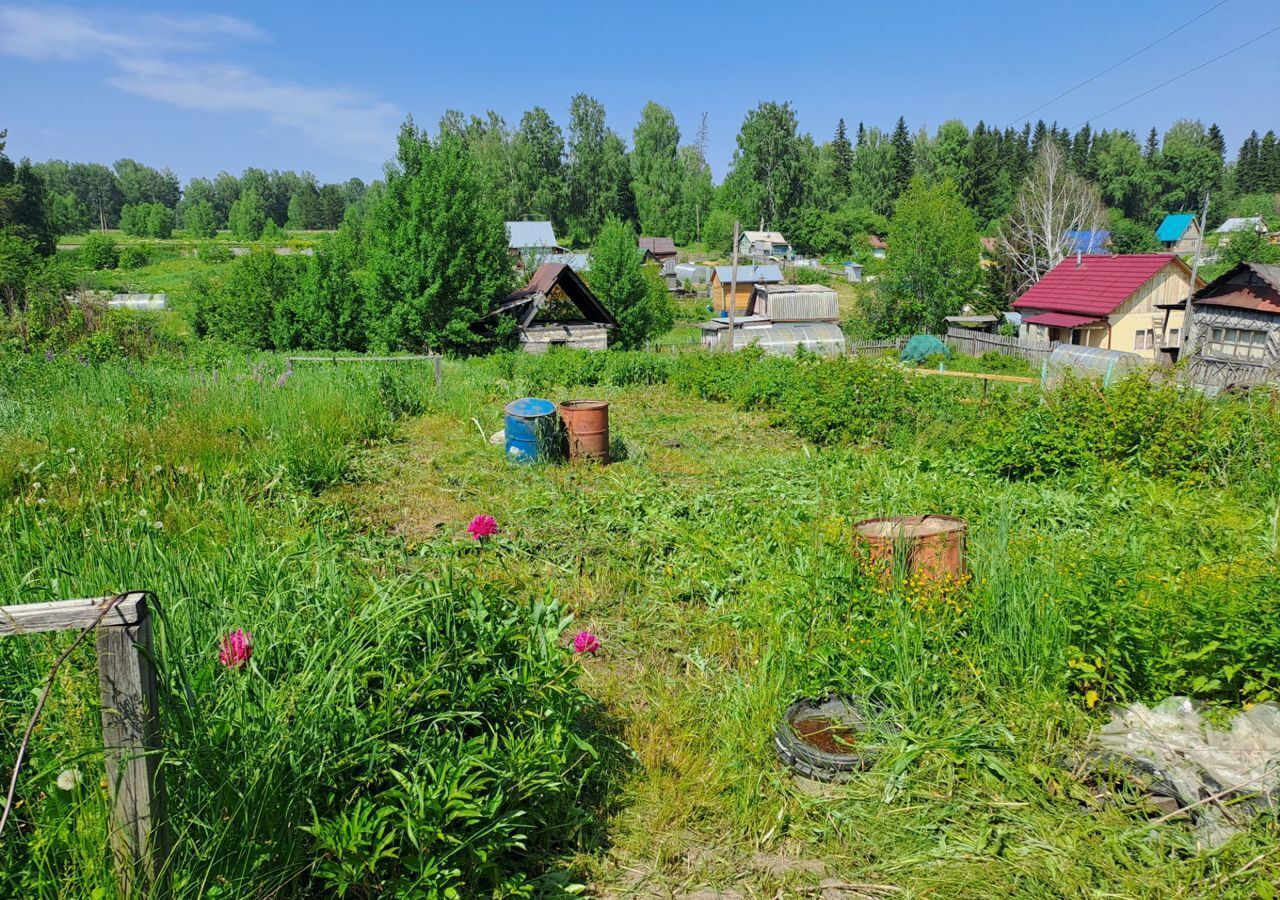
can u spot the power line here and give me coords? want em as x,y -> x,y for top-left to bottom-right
1006,0 -> 1232,128
1073,22 -> 1280,130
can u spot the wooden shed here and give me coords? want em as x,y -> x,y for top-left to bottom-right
709,265 -> 783,315
746,284 -> 839,321
488,263 -> 617,353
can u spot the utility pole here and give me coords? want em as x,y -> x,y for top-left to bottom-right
728,220 -> 740,352
1177,192 -> 1210,357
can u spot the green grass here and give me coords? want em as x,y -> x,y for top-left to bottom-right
2,348 -> 1279,897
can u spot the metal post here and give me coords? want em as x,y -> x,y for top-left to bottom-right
1178,192 -> 1210,355
728,220 -> 740,352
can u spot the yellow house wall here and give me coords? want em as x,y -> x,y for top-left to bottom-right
1105,265 -> 1193,359
710,275 -> 757,314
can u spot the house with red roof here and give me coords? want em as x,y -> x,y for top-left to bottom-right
1012,254 -> 1204,361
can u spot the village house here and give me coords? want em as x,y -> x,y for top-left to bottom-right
1216,217 -> 1268,238
638,237 -> 678,266
1177,262 -> 1280,390
709,264 -> 783,315
1012,253 -> 1203,361
487,263 -> 616,353
1156,213 -> 1201,255
738,230 -> 793,261
869,235 -> 887,259
505,221 -> 567,265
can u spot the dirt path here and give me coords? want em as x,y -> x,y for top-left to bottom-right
337,384 -> 884,897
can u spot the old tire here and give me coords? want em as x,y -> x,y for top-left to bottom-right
774,695 -> 881,783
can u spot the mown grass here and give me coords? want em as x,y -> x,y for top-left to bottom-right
3,348 -> 1280,897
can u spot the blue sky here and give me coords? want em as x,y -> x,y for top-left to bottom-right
1,1 -> 1276,185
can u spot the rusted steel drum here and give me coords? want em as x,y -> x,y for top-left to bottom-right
853,515 -> 967,581
558,400 -> 610,464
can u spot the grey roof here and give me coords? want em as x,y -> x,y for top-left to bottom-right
506,220 -> 560,249
1215,216 -> 1266,234
712,265 -> 783,284
542,252 -> 591,271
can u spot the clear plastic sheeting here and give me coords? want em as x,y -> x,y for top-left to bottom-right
705,321 -> 846,356
1097,697 -> 1280,846
1041,345 -> 1145,389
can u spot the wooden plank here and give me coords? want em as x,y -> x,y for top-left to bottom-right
286,355 -> 441,362
911,368 -> 1039,385
97,601 -> 169,893
0,593 -> 146,636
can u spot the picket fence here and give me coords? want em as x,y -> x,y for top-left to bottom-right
944,328 -> 1059,365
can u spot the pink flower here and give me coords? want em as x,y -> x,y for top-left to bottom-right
219,629 -> 252,669
572,631 -> 600,655
467,514 -> 498,540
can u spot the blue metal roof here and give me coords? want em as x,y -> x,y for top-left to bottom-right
712,265 -> 783,284
1156,213 -> 1196,243
1064,230 -> 1111,254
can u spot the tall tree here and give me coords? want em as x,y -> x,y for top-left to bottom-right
363,121 -> 513,354
0,133 -> 55,254
1235,131 -> 1262,194
565,94 -> 631,242
1155,120 -> 1219,213
831,119 -> 854,195
1261,130 -> 1280,194
1144,127 -> 1160,161
875,177 -> 980,334
999,143 -> 1107,294
848,127 -> 895,218
722,101 -> 806,230
889,116 -> 914,201
586,216 -> 674,350
510,107 -> 566,227
113,159 -> 180,208
1091,130 -> 1154,220
630,102 -> 683,237
1206,123 -> 1226,162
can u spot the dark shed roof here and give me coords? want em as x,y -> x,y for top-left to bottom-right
1192,262 -> 1280,315
492,263 -> 618,327
639,237 -> 677,257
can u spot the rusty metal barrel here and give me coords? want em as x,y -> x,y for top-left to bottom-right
558,400 -> 610,464
853,515 -> 967,581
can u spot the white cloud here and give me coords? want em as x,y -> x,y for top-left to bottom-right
0,4 -> 397,161
0,5 -> 139,59
110,58 -> 398,160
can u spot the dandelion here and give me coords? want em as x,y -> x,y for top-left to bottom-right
219,629 -> 252,669
56,769 -> 82,791
467,514 -> 498,540
572,631 -> 600,654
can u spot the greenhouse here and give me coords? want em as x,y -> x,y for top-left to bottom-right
698,319 -> 846,356
1041,345 -> 1145,389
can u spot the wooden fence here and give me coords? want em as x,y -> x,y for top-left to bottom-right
847,336 -> 912,357
945,328 -> 1059,365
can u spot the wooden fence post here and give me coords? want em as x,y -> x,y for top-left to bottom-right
0,593 -> 169,894
97,597 -> 169,893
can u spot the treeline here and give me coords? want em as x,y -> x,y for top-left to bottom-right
29,157 -> 368,238
437,97 -> 1280,257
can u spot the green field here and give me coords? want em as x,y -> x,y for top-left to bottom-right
2,348 -> 1279,897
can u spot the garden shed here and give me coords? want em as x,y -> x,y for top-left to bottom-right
487,263 -> 617,353
1179,262 -> 1280,392
746,284 -> 839,321
709,265 -> 783,315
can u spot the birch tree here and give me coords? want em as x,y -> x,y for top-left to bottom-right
999,143 -> 1106,294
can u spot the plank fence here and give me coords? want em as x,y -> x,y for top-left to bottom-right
846,336 -> 912,357
944,328 -> 1059,365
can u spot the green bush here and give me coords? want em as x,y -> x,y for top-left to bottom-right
117,243 -> 150,269
77,232 -> 118,269
199,242 -> 233,264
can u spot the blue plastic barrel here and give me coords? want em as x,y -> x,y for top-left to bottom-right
504,398 -> 558,463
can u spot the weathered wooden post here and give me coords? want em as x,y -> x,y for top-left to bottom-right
0,592 -> 169,894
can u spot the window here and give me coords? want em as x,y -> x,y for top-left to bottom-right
1134,329 -> 1155,351
1207,326 -> 1268,361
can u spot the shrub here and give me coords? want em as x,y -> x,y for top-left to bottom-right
78,232 -> 118,270
117,243 -> 150,270
199,242 -> 233,264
